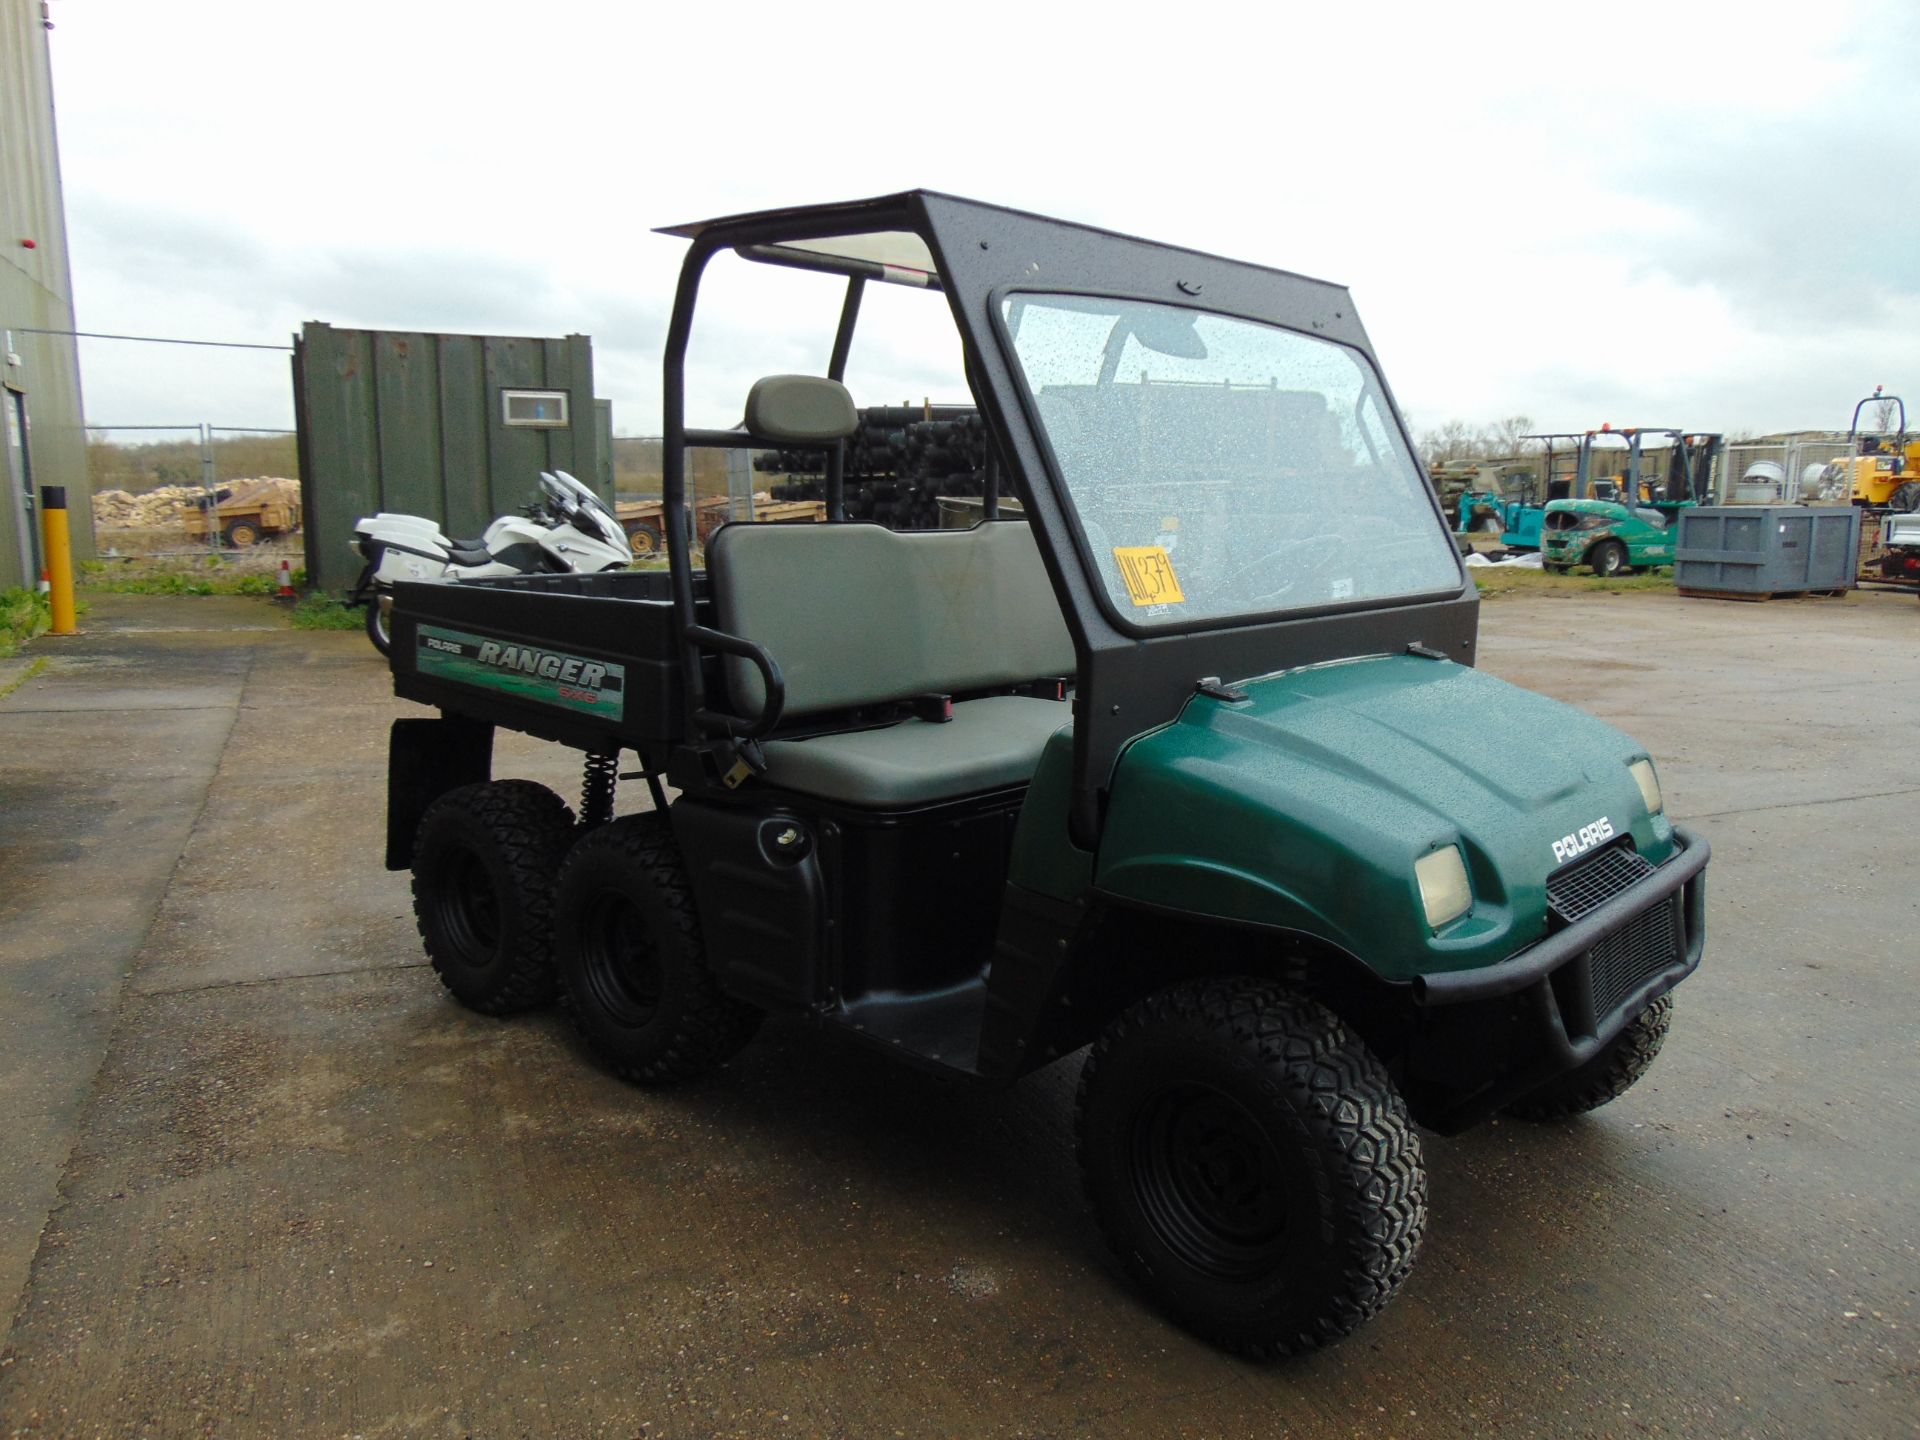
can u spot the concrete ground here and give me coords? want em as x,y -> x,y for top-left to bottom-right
0,588 -> 1915,1439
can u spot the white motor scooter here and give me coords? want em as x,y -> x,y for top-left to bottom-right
350,470 -> 631,654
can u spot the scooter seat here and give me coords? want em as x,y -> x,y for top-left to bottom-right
445,543 -> 492,566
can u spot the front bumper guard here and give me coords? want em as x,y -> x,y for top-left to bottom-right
1410,824 -> 1709,1130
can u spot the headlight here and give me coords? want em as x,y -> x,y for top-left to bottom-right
1415,846 -> 1472,930
1629,758 -> 1663,815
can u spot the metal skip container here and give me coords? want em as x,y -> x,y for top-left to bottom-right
1675,505 -> 1862,598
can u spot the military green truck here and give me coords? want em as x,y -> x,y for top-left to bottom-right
378,192 -> 1709,1357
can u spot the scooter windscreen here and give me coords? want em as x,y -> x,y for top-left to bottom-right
541,470 -> 626,550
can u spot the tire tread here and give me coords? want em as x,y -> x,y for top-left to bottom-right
1504,995 -> 1671,1121
1076,977 -> 1427,1358
556,814 -> 760,1085
412,780 -> 574,1015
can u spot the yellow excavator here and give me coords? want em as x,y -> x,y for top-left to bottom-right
1824,388 -> 1920,511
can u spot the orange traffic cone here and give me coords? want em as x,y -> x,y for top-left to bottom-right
277,558 -> 296,600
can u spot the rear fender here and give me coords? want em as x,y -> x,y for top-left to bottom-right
385,716 -> 493,870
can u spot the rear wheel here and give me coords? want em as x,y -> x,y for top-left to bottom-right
1589,540 -> 1629,576
223,518 -> 263,547
626,521 -> 664,555
1076,978 -> 1426,1358
554,814 -> 761,1084
1889,481 -> 1920,513
411,781 -> 575,1015
1504,996 -> 1672,1120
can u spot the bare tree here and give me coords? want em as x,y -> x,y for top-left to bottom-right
1486,415 -> 1535,459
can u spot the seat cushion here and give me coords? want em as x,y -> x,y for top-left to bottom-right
761,696 -> 1071,807
709,521 -> 1074,717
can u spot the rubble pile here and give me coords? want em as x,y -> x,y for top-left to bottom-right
92,477 -> 299,529
91,485 -> 207,528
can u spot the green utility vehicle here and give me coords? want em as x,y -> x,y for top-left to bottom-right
1542,428 -> 1722,575
379,193 -> 1709,1358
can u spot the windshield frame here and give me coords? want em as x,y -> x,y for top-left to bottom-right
988,284 -> 1465,639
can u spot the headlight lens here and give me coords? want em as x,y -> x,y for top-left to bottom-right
1415,846 -> 1473,930
1629,758 -> 1664,815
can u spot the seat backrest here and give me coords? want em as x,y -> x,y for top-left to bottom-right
708,521 -> 1076,717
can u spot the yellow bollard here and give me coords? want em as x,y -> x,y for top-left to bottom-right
38,485 -> 77,635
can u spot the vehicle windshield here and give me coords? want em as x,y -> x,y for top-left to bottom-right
1001,294 -> 1461,626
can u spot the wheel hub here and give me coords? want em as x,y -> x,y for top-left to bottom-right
1131,1082 -> 1293,1278
435,847 -> 500,964
579,889 -> 663,1028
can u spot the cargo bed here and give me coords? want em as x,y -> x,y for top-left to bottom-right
389,569 -> 710,754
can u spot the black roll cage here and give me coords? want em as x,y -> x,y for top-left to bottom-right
654,191 -> 1480,847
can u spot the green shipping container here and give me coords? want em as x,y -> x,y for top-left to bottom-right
293,323 -> 604,591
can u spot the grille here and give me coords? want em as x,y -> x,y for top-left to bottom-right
1588,897 -> 1682,1019
1547,842 -> 1655,924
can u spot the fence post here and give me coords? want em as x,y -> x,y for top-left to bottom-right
200,421 -> 219,554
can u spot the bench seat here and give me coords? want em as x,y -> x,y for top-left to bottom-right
761,695 -> 1072,808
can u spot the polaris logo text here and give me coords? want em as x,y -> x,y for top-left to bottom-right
474,640 -> 609,691
1552,817 -> 1614,865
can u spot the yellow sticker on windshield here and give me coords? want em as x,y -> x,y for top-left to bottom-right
1113,546 -> 1186,606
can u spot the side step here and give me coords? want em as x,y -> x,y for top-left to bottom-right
835,977 -> 989,1077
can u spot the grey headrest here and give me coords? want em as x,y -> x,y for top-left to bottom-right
744,375 -> 859,445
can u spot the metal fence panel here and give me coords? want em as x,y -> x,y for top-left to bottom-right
1715,433 -> 1851,504
294,323 -> 602,591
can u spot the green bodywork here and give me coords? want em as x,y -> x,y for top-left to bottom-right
1033,653 -> 1674,983
1541,498 -> 1684,572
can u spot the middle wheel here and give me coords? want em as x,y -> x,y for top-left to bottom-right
553,814 -> 762,1084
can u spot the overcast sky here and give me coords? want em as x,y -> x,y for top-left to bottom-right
43,0 -> 1920,441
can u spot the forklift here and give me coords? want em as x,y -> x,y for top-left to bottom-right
1542,428 -> 1723,575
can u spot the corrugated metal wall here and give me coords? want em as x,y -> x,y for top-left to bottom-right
293,324 -> 604,591
0,0 -> 91,590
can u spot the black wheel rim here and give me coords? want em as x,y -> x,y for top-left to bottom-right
433,846 -> 500,966
577,890 -> 662,1028
1129,1081 -> 1293,1280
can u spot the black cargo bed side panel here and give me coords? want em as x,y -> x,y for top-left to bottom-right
387,572 -> 709,752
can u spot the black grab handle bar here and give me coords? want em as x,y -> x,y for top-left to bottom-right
684,624 -> 786,739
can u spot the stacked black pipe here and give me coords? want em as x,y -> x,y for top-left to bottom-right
756,405 -> 993,529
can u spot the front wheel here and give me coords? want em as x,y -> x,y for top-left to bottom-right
365,590 -> 393,655
1589,540 -> 1630,576
1504,996 -> 1672,1121
1889,481 -> 1920,513
1076,978 -> 1426,1358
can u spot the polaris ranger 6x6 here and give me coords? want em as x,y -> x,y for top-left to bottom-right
379,192 -> 1709,1357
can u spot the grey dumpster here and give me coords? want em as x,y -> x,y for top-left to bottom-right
1675,506 -> 1861,598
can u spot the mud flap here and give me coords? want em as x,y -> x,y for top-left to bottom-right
385,716 -> 493,870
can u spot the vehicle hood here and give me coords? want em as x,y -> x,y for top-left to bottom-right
1545,499 -> 1629,520
1097,653 -> 1674,979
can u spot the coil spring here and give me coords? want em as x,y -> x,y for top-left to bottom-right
580,751 -> 618,829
